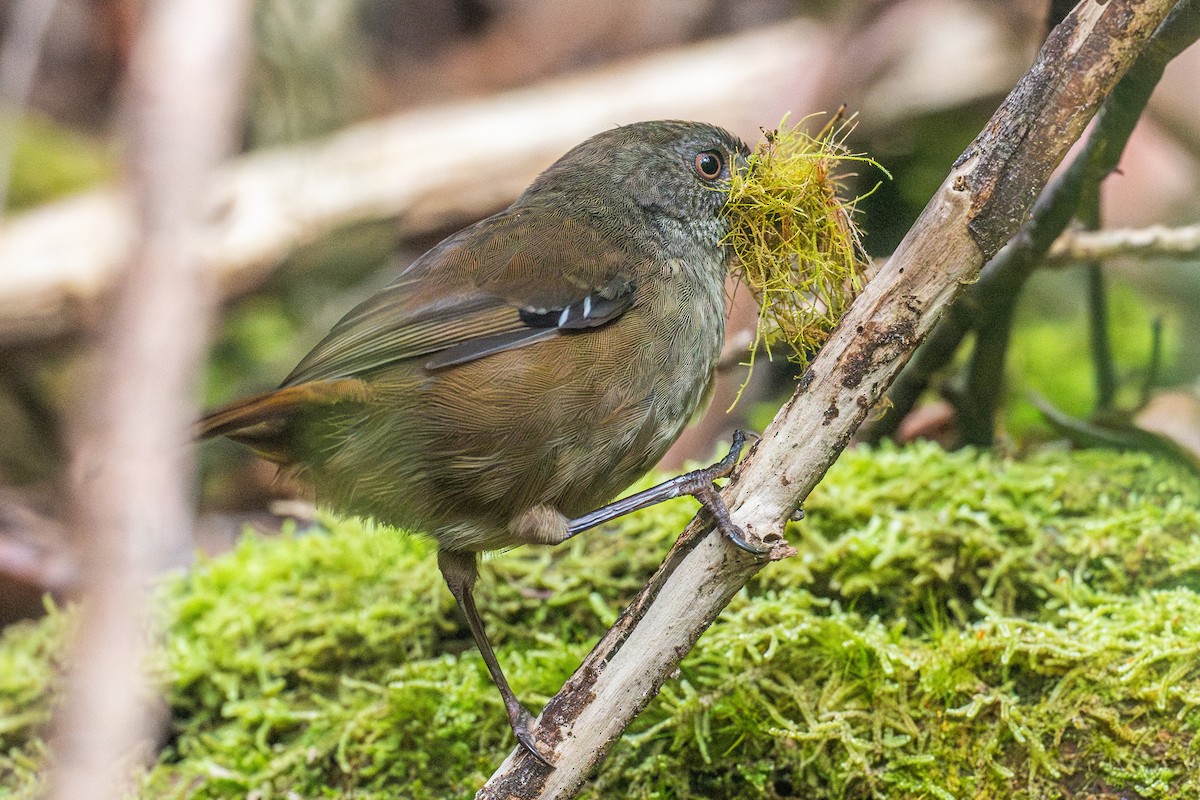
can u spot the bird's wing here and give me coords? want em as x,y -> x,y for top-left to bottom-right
282,207 -> 640,386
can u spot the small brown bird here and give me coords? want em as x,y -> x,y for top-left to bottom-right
200,120 -> 763,764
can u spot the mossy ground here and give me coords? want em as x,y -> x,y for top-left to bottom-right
3,443 -> 1199,799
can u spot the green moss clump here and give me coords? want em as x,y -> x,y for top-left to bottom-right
0,603 -> 69,790
3,444 -> 1200,798
721,114 -> 885,400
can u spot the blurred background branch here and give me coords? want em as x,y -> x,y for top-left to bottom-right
0,8 -> 1037,349
865,0 -> 1200,447
0,19 -> 820,345
40,2 -> 250,799
1045,221 -> 1200,263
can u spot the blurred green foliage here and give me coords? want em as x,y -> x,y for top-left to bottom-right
5,113 -> 114,210
1008,271 -> 1180,440
249,0 -> 370,145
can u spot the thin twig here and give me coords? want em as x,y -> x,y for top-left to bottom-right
1141,316 -> 1165,409
1046,222 -> 1200,263
1079,189 -> 1118,413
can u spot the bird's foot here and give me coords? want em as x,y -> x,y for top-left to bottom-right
563,430 -> 769,555
509,704 -> 554,767
676,431 -> 770,556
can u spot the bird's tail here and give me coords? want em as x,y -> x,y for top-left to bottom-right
198,379 -> 369,463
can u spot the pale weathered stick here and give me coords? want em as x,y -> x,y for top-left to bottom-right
477,1 -> 1178,797
40,4 -> 250,800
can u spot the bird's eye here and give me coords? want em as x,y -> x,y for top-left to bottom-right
694,150 -> 724,180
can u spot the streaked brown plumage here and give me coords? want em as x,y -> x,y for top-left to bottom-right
200,120 -> 756,763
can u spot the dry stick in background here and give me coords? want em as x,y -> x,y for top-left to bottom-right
478,0 -> 1178,797
1046,222 -> 1200,263
0,20 -> 820,346
41,4 -> 250,800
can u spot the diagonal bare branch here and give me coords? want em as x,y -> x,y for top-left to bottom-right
477,1 -> 1180,797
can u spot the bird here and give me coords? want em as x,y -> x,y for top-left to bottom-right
199,120 -> 764,764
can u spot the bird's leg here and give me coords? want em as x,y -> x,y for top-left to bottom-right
436,549 -> 553,766
564,430 -> 768,555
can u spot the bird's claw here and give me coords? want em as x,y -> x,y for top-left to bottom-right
511,706 -> 554,767
691,432 -> 770,557
720,518 -> 771,556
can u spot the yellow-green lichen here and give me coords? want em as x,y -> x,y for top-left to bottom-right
721,113 -> 886,403
3,444 -> 1200,799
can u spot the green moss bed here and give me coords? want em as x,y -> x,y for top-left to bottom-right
3,443 -> 1200,798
